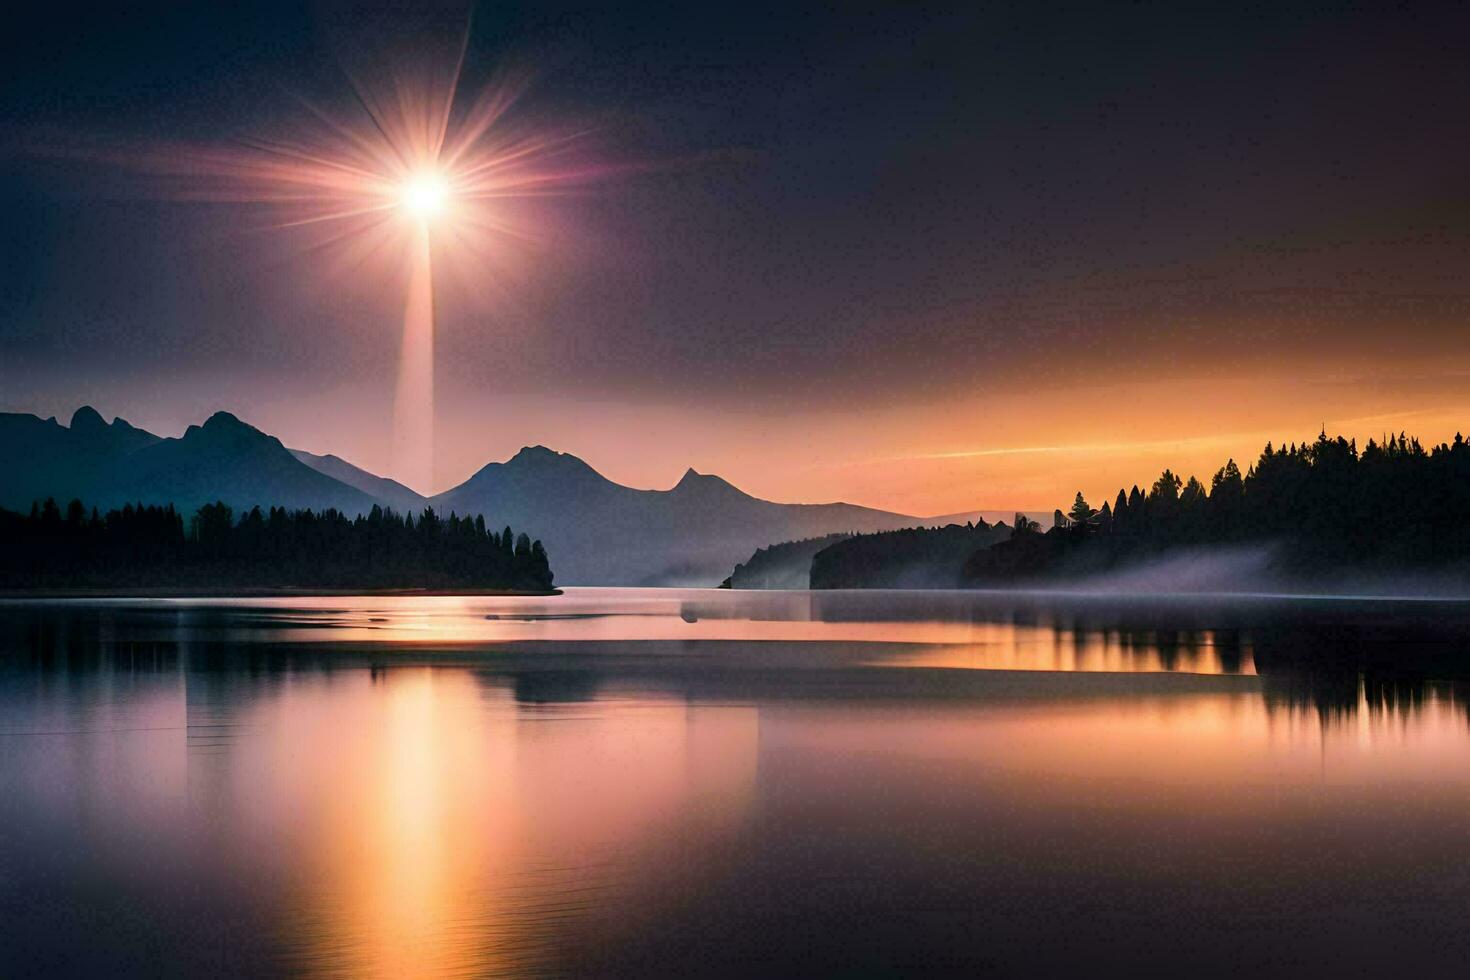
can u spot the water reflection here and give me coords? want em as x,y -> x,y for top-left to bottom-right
4,591 -> 1470,976
254,671 -> 758,979
4,591 -> 1265,675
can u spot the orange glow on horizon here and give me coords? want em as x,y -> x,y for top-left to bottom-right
386,367 -> 1466,515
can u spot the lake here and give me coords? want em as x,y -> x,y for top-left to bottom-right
3,588 -> 1470,977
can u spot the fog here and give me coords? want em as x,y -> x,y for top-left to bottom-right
1064,544 -> 1286,595
1051,544 -> 1470,600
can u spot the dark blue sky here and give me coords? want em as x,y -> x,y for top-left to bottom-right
3,2 -> 1469,506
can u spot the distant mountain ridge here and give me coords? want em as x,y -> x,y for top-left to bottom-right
432,445 -> 996,585
290,449 -> 428,515
0,408 -> 378,518
0,407 -> 1015,586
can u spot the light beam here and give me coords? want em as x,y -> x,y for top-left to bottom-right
393,222 -> 436,491
65,32 -> 606,492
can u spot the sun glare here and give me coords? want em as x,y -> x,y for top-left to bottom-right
90,40 -> 600,491
401,173 -> 449,219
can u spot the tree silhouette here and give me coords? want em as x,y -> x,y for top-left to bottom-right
1067,492 -> 1096,529
962,428 -> 1470,585
0,499 -> 555,592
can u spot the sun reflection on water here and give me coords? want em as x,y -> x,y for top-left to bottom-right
207,668 -> 761,978
6,593 -> 1470,976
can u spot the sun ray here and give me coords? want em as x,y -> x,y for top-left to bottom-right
31,28 -> 606,492
269,202 -> 400,230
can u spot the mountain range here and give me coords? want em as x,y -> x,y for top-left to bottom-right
1,406 -> 1014,585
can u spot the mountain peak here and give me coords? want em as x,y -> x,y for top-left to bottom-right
179,411 -> 283,455
202,410 -> 246,430
445,445 -> 617,502
509,445 -> 562,464
69,405 -> 107,434
502,445 -> 605,478
671,467 -> 744,497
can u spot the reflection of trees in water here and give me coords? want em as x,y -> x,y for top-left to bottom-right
1213,630 -> 1246,673
1254,623 -> 1470,726
8,598 -> 1470,724
0,605 -> 182,677
1155,630 -> 1181,671
1060,624 -> 1246,674
1,605 -> 614,717
1259,671 -> 1361,726
505,670 -> 602,704
0,604 -> 396,716
1362,674 -> 1433,717
1260,670 -> 1469,728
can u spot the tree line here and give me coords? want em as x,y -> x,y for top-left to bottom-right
720,533 -> 852,589
964,430 -> 1470,583
0,498 -> 554,592
811,522 -> 1012,589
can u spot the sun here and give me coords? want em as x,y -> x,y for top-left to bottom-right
94,45 -> 599,491
400,173 -> 450,219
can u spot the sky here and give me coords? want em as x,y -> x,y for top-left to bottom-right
3,1 -> 1469,514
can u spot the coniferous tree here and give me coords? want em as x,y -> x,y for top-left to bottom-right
0,499 -> 555,592
961,428 -> 1470,585
1067,492 -> 1096,530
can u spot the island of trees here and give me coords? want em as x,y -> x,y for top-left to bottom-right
719,533 -> 853,589
811,522 -> 1012,589
0,499 -> 555,593
721,522 -> 1013,590
963,430 -> 1470,586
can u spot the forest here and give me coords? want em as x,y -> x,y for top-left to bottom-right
0,499 -> 555,592
963,430 -> 1470,585
812,522 -> 1012,589
720,533 -> 852,589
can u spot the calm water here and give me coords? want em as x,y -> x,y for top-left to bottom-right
3,588 -> 1470,978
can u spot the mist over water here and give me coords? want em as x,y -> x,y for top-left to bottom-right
1057,543 -> 1285,594
4,589 -> 1470,977
1000,541 -> 1470,600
